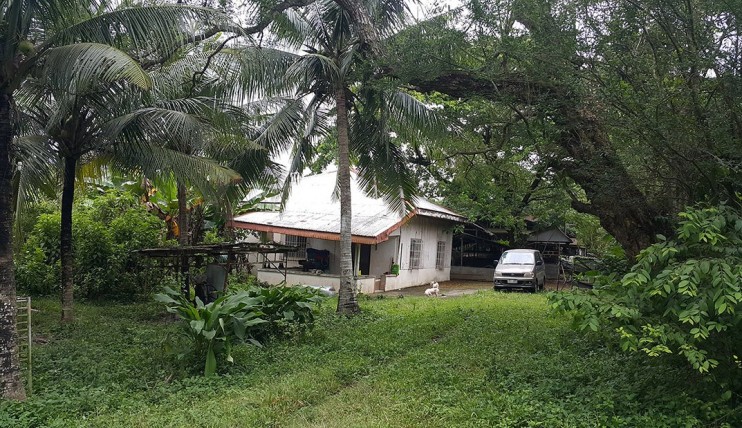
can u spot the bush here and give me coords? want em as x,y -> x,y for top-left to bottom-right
15,193 -> 167,299
549,204 -> 742,390
242,284 -> 326,340
74,215 -> 114,297
16,214 -> 62,296
156,287 -> 268,376
155,284 -> 326,376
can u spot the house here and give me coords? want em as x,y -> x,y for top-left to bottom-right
228,170 -> 466,293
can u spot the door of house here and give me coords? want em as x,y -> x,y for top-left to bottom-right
360,245 -> 371,274
352,244 -> 372,275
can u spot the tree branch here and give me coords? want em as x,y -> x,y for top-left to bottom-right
141,0 -> 316,69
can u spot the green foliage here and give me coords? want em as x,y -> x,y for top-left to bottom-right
73,214 -> 114,297
2,294 -> 739,426
15,191 -> 167,298
15,214 -> 62,296
549,204 -> 742,384
241,284 -> 326,339
154,284 -> 325,376
155,287 -> 268,376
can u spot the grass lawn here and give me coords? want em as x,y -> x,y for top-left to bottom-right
1,292 -> 738,427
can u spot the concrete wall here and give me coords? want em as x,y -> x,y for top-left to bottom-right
255,269 -> 377,294
451,266 -> 495,282
368,235 -> 399,276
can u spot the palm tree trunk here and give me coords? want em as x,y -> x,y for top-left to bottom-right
0,93 -> 26,400
177,180 -> 190,296
60,156 -> 77,323
335,86 -> 360,315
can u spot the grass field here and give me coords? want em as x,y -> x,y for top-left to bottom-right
1,292 -> 738,427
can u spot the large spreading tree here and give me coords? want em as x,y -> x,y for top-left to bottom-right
385,0 -> 742,259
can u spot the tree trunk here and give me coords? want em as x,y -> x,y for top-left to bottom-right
335,86 -> 360,315
0,93 -> 26,400
332,0 -> 380,56
552,104 -> 665,259
60,155 -> 77,323
177,181 -> 190,296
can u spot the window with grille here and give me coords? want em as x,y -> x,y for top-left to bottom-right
409,239 -> 422,269
284,235 -> 307,260
436,241 -> 446,269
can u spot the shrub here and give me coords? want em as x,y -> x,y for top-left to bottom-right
15,196 -> 167,299
109,208 -> 168,297
15,246 -> 60,296
549,204 -> 742,388
155,284 -> 326,376
156,287 -> 268,376
242,284 -> 326,340
74,215 -> 114,297
15,214 -> 62,296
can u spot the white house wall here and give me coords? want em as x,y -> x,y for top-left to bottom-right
368,236 -> 399,275
383,216 -> 454,291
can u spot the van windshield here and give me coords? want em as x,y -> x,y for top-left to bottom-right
499,252 -> 535,265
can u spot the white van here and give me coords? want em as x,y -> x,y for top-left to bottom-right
493,249 -> 546,292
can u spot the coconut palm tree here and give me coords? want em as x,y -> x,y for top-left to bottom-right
0,1 -> 235,400
242,0 -> 442,314
17,46 -> 260,323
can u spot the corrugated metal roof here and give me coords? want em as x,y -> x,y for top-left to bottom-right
231,170 -> 465,243
527,228 -> 572,244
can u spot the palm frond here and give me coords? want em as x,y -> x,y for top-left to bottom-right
387,89 -> 445,137
45,5 -> 234,60
286,53 -> 340,89
368,0 -> 411,36
268,8 -> 310,49
102,107 -> 210,153
253,98 -> 307,153
222,46 -> 300,100
349,92 -> 419,213
109,142 -> 241,201
40,42 -> 152,94
12,134 -> 59,236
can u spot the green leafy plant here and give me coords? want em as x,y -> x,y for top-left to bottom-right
243,284 -> 326,340
549,204 -> 742,382
15,191 -> 167,298
155,287 -> 267,376
155,284 -> 326,376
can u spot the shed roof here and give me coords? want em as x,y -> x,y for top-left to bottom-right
526,228 -> 572,244
229,170 -> 465,244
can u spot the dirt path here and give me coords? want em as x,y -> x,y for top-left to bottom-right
377,279 -> 569,298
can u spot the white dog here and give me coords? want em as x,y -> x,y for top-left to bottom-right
424,281 -> 440,297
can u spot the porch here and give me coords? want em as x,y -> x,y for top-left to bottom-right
256,268 -> 406,294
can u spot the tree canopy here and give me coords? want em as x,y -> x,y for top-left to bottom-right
383,0 -> 742,258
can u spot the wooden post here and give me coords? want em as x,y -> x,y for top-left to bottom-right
26,297 -> 31,395
353,243 -> 361,277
